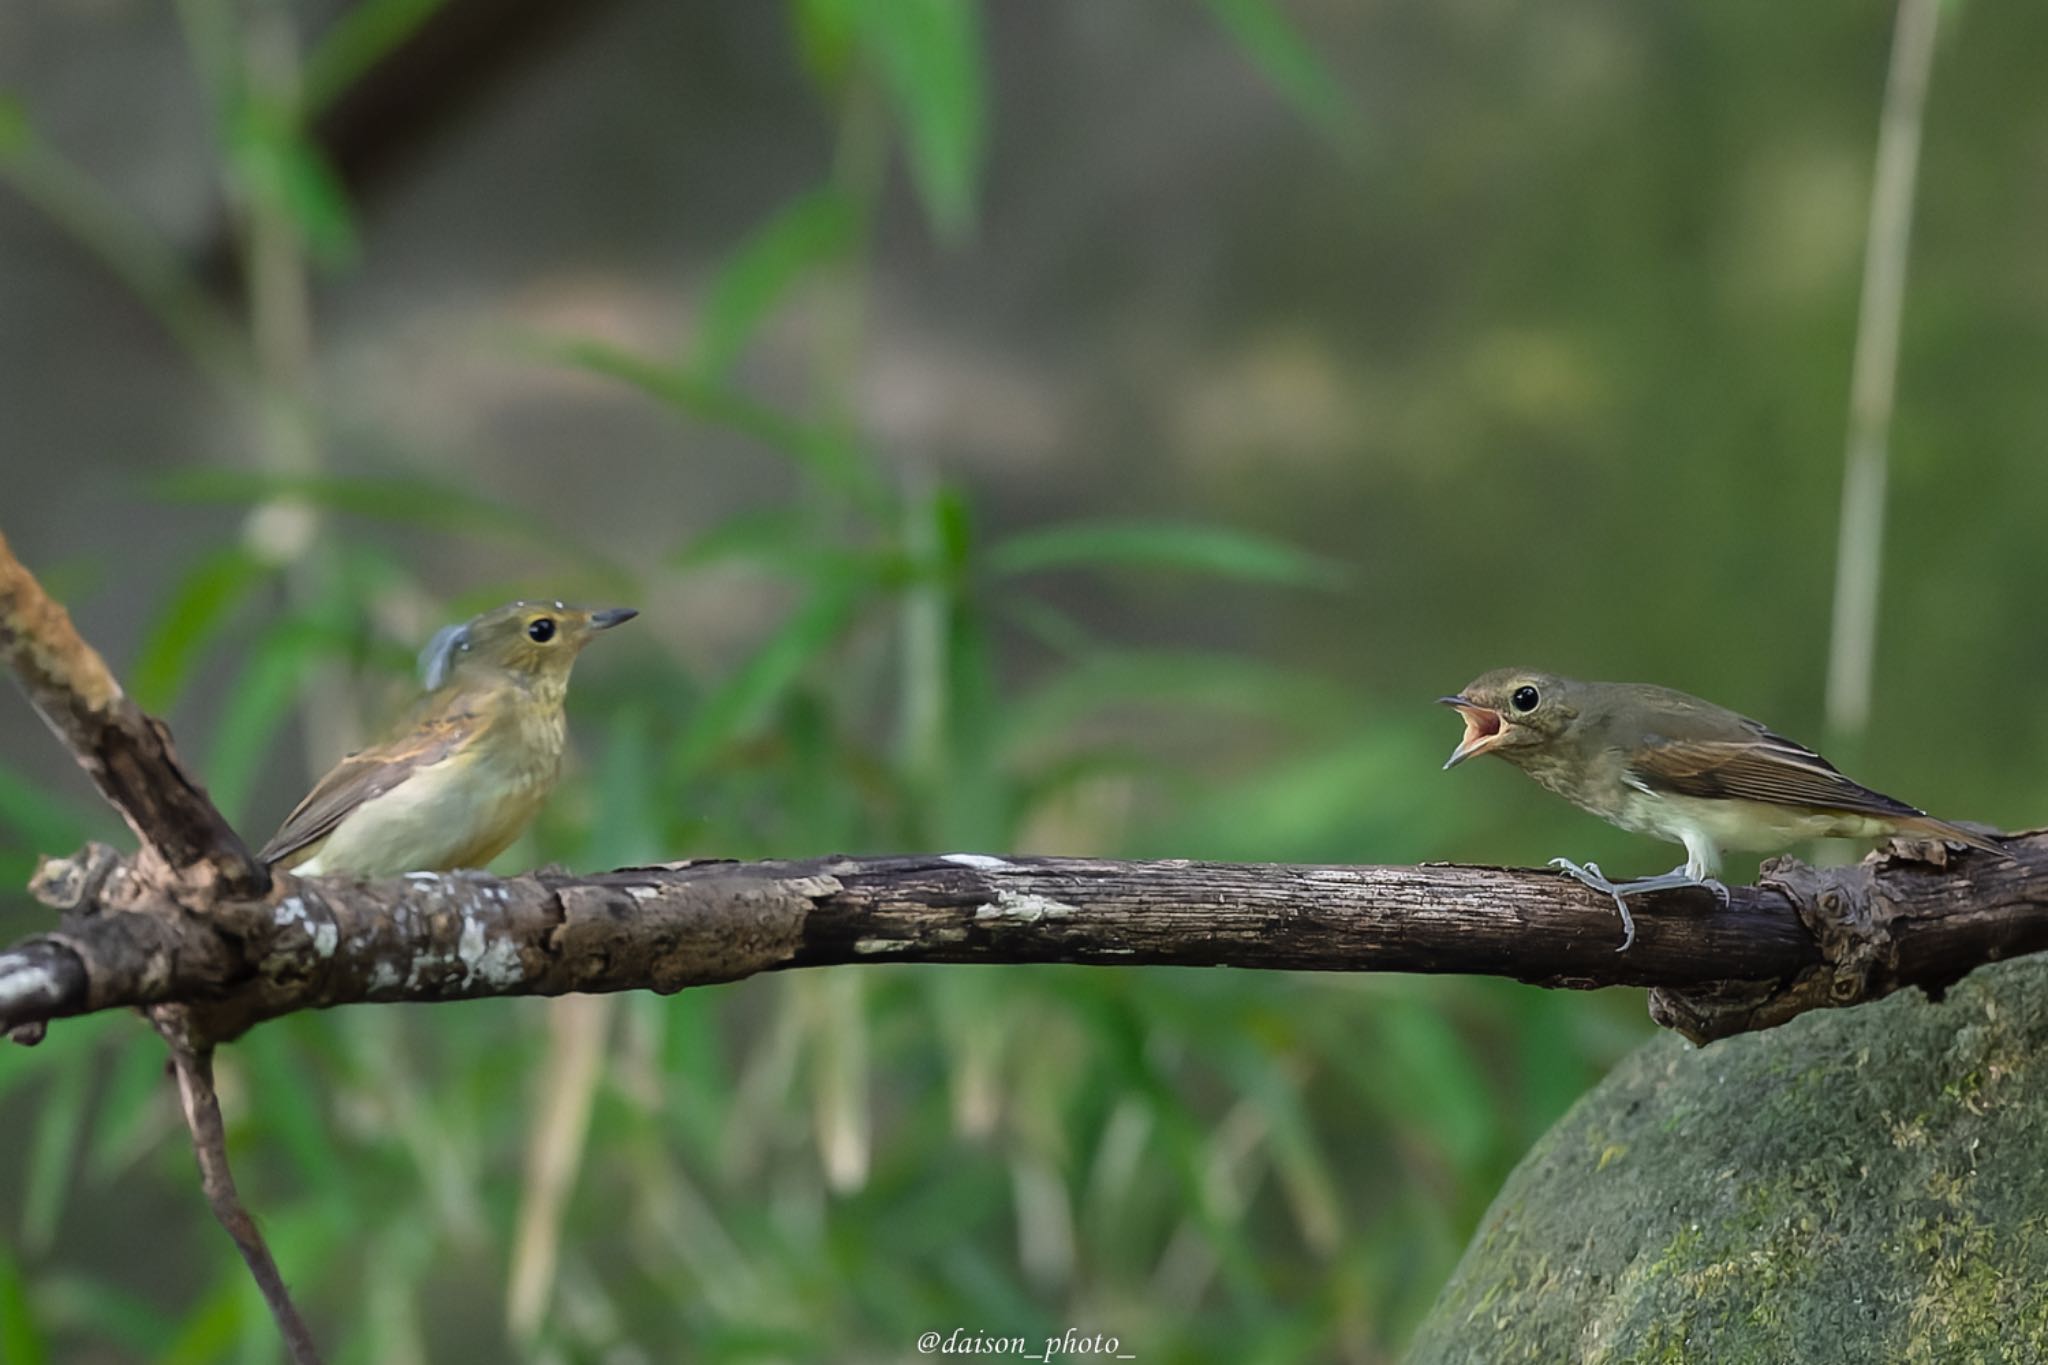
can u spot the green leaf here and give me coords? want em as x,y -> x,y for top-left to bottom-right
302,0 -> 448,114
0,110 -> 249,383
672,581 -> 868,774
130,547 -> 272,711
1365,1002 -> 1500,1179
1155,730 -> 1447,864
999,595 -> 1096,657
33,1274 -> 174,1357
155,1273 -> 246,1365
21,1061 -> 89,1252
0,1015 -> 112,1114
790,0 -> 859,89
936,599 -> 1003,845
237,1024 -> 355,1214
1215,1039 -> 1344,1254
272,138 -> 359,268
648,990 -> 731,1163
987,519 -> 1346,588
526,335 -> 879,498
0,93 -> 29,161
697,188 -> 857,379
202,618 -> 351,826
852,0 -> 987,239
671,505 -> 852,579
1199,0 -> 1358,136
585,704 -> 665,870
89,1030 -> 177,1179
0,1244 -> 48,1365
228,102 -> 358,267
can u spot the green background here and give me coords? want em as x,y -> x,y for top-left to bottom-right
0,1 -> 2042,1360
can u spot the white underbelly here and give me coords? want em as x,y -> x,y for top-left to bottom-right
1615,790 -> 1892,860
297,755 -> 549,877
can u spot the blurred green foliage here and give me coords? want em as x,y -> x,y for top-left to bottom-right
0,4 -> 1634,1361
6,0 -> 2036,1363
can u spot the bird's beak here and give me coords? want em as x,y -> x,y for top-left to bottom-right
589,607 -> 639,630
1439,696 -> 1507,770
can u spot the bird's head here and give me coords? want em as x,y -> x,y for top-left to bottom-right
1438,667 -> 1580,770
419,601 -> 638,697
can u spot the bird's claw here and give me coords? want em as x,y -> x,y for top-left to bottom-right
1546,859 -> 1731,953
1548,858 -> 1637,953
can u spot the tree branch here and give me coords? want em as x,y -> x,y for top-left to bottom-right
157,1019 -> 324,1364
9,522 -> 2040,1057
1,836 -> 2041,1048
0,531 -> 265,898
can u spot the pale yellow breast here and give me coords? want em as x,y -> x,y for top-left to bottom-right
297,694 -> 566,877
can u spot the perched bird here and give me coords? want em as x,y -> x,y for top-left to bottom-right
1439,668 -> 2003,950
260,601 -> 637,876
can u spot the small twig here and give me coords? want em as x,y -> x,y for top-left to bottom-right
159,1016 -> 324,1364
1824,0 -> 1941,740
0,531 -> 265,898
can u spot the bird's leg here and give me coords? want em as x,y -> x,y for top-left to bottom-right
1546,860 -> 1730,952
1546,859 -> 1637,951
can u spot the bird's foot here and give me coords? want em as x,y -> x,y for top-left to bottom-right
1547,859 -> 1637,952
1546,859 -> 1728,952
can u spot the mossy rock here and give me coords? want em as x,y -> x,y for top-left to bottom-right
1406,957 -> 2048,1364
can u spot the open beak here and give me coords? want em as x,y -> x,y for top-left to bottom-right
590,607 -> 639,630
1439,695 -> 1507,770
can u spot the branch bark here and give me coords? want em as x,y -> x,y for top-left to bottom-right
0,531 -> 265,899
158,1022 -> 324,1365
1,836 -> 2042,1048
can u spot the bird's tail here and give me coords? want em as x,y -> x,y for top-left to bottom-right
1897,815 -> 2012,860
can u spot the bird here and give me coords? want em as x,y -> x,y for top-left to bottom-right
1439,668 -> 2004,951
259,601 -> 637,876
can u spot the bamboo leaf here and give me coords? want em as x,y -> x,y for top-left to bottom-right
672,581 -> 869,774
528,335 -> 879,498
670,505 -> 864,580
302,0 -> 448,114
21,1062 -> 89,1252
229,102 -> 358,267
131,547 -> 272,711
202,617 -> 351,826
0,1244 -> 49,1365
1199,0 -> 1358,136
851,0 -> 987,239
0,93 -> 27,160
697,188 -> 857,379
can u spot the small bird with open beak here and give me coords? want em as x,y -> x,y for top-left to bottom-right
1439,668 -> 2004,951
260,601 -> 637,877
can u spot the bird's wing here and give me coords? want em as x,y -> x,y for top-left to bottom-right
258,709 -> 479,868
1624,726 -> 1925,820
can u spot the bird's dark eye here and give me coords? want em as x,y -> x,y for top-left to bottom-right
1511,685 -> 1540,713
527,617 -> 557,643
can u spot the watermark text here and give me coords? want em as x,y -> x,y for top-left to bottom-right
916,1327 -> 1134,1360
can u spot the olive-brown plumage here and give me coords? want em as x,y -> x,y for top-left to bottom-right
1439,668 -> 2003,948
261,601 -> 635,876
